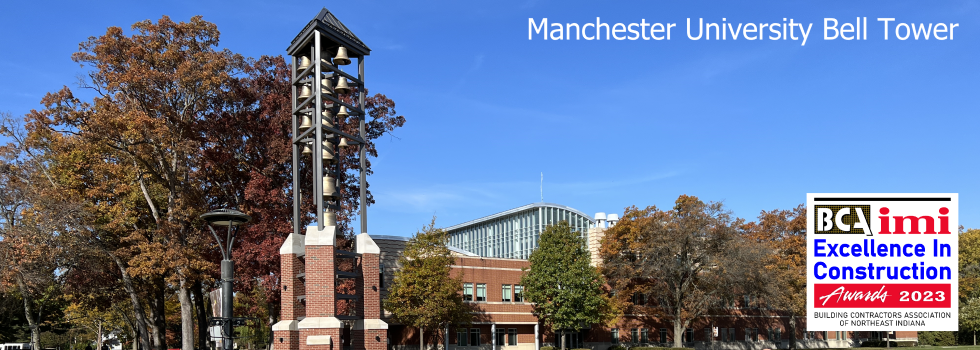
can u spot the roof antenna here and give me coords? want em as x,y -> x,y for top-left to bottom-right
540,172 -> 544,203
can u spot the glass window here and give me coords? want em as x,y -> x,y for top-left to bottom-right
640,328 -> 648,343
457,328 -> 468,346
775,329 -> 781,341
463,283 -> 473,301
659,328 -> 668,343
752,329 -> 759,341
611,329 -> 619,345
720,328 -> 728,342
470,328 -> 480,346
496,329 -> 505,346
476,283 -> 487,302
685,329 -> 693,343
502,285 -> 512,302
745,329 -> 751,342
705,328 -> 710,342
630,329 -> 638,344
514,285 -> 524,302
508,329 -> 517,346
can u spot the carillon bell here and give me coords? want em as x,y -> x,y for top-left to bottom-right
322,141 -> 335,161
338,138 -> 350,148
325,211 -> 337,226
333,46 -> 351,65
301,142 -> 313,155
321,110 -> 334,127
323,176 -> 338,199
298,55 -> 311,71
298,112 -> 313,131
334,78 -> 350,94
337,106 -> 349,118
298,84 -> 312,100
321,78 -> 333,95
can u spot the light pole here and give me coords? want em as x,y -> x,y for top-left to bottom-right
201,208 -> 251,350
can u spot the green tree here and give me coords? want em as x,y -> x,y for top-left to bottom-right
383,219 -> 472,350
521,221 -> 614,350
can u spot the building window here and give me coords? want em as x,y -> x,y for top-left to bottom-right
470,328 -> 481,346
640,328 -> 648,343
458,328 -> 468,346
745,329 -> 751,341
630,329 -> 638,344
514,285 -> 524,302
464,283 -> 473,301
508,329 -> 517,346
752,329 -> 759,341
611,329 -> 619,345
502,285 -> 512,302
496,329 -> 505,346
659,328 -> 667,344
704,328 -> 710,342
685,329 -> 693,343
822,331 -> 828,340
775,328 -> 781,341
476,283 -> 487,302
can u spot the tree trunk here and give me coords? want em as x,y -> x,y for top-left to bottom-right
194,281 -> 210,350
152,276 -> 168,350
673,317 -> 684,348
16,274 -> 42,350
788,314 -> 797,350
108,251 -> 153,350
560,332 -> 565,350
420,327 -> 424,350
179,277 -> 195,350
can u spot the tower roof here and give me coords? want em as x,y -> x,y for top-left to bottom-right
288,7 -> 371,56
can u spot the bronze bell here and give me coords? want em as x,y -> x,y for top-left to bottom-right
323,176 -> 338,199
298,112 -> 313,131
337,106 -> 349,118
298,84 -> 312,100
298,55 -> 311,71
325,211 -> 337,226
321,78 -> 333,95
338,137 -> 350,148
322,141 -> 335,161
301,142 -> 313,155
321,110 -> 334,128
333,47 -> 351,65
334,78 -> 350,95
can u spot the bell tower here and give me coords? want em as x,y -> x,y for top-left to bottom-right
272,8 -> 387,350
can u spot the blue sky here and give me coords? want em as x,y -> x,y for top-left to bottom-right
1,1 -> 977,236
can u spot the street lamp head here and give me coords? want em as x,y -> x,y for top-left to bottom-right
201,208 -> 251,227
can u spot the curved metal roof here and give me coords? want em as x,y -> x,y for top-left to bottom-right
443,202 -> 594,232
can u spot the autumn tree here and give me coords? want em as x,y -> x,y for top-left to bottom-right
384,219 -> 472,350
520,221 -> 614,350
960,228 -> 980,345
744,204 -> 806,349
601,195 -> 766,348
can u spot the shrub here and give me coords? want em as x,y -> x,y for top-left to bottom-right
918,332 -> 956,346
608,346 -> 628,350
629,347 -> 694,350
542,346 -> 556,350
861,340 -> 898,347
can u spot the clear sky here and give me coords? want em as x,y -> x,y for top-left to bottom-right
1,1 -> 977,237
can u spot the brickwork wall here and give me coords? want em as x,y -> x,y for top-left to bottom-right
300,328 -> 341,350
306,245 -> 337,317
274,330 -> 301,350
281,253 -> 306,321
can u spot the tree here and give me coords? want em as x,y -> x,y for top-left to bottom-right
383,219 -> 472,350
960,228 -> 980,345
744,204 -> 806,349
521,221 -> 614,350
601,195 -> 765,348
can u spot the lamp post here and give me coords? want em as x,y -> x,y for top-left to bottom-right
201,208 -> 251,350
